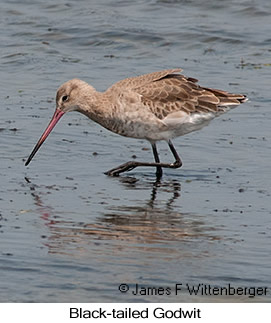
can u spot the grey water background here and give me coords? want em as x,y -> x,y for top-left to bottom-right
1,0 -> 270,302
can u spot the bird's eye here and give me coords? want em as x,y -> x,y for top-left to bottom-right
62,95 -> 69,102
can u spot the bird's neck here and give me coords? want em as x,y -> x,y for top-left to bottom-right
76,88 -> 113,127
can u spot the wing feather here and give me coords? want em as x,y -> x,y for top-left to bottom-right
107,69 -> 182,92
106,69 -> 246,121
134,72 -> 246,120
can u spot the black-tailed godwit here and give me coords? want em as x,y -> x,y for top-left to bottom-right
25,68 -> 246,177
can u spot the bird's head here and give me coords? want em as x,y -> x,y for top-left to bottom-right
55,79 -> 90,113
25,79 -> 91,166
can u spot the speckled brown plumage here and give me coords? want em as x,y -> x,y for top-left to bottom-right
107,68 -> 246,120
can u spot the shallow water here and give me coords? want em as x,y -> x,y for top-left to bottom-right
1,0 -> 271,302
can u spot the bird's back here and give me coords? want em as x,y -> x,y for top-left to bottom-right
106,68 -> 246,119
102,69 -> 247,141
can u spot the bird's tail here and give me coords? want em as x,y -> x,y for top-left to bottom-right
203,87 -> 247,107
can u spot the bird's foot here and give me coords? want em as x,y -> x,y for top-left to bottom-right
104,161 -> 138,176
170,159 -> 182,168
104,159 -> 182,177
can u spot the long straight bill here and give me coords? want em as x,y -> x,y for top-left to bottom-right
25,109 -> 65,166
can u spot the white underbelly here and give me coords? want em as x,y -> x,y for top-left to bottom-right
109,111 -> 216,142
136,112 -> 215,141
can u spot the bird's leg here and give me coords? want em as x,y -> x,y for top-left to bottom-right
104,140 -> 182,177
151,142 -> 163,178
167,139 -> 182,168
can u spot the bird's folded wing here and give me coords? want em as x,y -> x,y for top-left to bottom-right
133,73 -> 220,120
107,68 -> 182,92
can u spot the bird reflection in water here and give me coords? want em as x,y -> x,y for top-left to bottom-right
25,176 -> 220,257
24,176 -> 55,224
118,175 -> 181,209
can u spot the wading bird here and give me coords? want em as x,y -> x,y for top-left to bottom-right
25,69 -> 246,177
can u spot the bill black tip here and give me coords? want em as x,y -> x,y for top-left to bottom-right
25,157 -> 31,166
